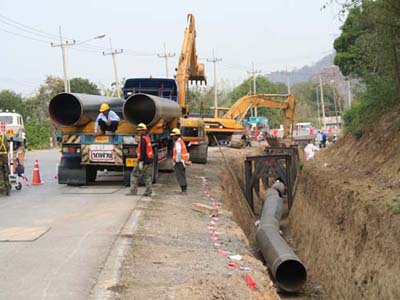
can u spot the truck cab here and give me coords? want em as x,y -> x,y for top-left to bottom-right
123,78 -> 178,101
0,111 -> 27,148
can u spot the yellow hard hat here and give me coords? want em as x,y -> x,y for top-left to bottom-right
99,103 -> 110,112
137,123 -> 147,131
170,128 -> 181,136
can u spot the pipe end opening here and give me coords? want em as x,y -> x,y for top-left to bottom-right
123,94 -> 156,126
49,93 -> 82,126
276,260 -> 307,292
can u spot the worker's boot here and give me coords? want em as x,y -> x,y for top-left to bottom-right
125,188 -> 137,196
179,185 -> 187,195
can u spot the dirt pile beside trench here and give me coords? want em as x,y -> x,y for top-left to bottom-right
288,107 -> 400,299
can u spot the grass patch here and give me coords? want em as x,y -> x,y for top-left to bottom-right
389,196 -> 400,215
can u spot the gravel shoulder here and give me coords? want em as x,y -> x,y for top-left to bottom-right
115,147 -> 279,300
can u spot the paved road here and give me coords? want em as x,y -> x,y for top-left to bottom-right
0,149 -> 140,300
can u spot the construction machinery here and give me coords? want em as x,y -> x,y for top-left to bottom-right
203,94 -> 296,145
49,14 -> 208,185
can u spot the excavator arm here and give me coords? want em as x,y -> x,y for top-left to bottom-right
175,14 -> 206,115
222,94 -> 296,138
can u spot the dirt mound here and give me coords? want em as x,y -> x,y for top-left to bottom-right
288,107 -> 400,299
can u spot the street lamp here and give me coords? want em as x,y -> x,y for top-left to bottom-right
75,34 -> 106,45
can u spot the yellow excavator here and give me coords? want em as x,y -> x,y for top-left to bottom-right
175,14 -> 209,163
203,94 -> 296,145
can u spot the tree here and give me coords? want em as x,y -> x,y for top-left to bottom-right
0,90 -> 27,115
70,77 -> 100,95
333,0 -> 400,136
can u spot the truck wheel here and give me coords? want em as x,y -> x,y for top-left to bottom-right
152,148 -> 159,184
124,168 -> 132,187
86,166 -> 97,183
189,143 -> 208,164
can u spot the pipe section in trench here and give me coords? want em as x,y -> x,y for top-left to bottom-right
256,182 -> 307,292
48,93 -> 124,126
123,93 -> 181,127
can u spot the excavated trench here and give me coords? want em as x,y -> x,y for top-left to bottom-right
221,111 -> 400,300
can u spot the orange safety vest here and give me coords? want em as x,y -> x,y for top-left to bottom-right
173,138 -> 189,162
137,135 -> 154,160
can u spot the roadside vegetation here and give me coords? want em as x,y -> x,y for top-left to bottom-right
0,77 -> 100,149
333,0 -> 400,137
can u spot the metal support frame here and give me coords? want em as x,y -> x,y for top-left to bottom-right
244,146 -> 300,213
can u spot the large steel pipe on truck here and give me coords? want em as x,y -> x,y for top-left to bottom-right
123,93 -> 181,127
49,93 -> 124,126
256,183 -> 307,292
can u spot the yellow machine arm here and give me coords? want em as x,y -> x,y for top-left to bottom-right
175,14 -> 206,115
223,94 -> 296,138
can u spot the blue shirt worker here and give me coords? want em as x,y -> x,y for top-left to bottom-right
94,103 -> 120,135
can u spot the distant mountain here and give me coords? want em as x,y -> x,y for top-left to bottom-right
267,53 -> 335,84
267,53 -> 353,109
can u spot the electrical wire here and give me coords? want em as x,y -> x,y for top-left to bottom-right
0,13 -> 61,39
0,26 -> 50,44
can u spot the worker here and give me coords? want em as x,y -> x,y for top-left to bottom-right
321,130 -> 327,148
332,134 -> 338,144
126,123 -> 153,197
171,128 -> 189,195
0,133 -> 10,195
316,130 -> 323,148
94,103 -> 120,135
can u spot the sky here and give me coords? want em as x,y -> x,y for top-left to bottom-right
0,0 -> 343,96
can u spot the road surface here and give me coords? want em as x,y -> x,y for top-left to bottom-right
0,149 -> 142,300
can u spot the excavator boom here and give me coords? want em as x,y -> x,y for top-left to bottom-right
175,14 -> 206,115
205,94 -> 296,144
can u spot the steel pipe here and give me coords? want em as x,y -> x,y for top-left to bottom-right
256,183 -> 307,292
49,93 -> 124,126
123,93 -> 181,126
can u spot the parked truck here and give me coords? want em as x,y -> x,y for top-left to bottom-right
49,14 -> 208,185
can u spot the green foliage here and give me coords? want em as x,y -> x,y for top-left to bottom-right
25,119 -> 51,150
334,0 -> 400,134
0,90 -> 28,116
227,76 -> 287,127
389,196 -> 400,215
70,77 -> 100,95
291,82 -> 319,126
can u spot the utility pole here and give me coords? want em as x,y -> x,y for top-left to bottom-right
319,76 -> 327,129
286,68 -> 291,94
157,43 -> 176,78
103,38 -> 123,98
247,62 -> 261,117
331,81 -> 340,128
315,86 -> 321,127
207,50 -> 222,118
51,26 -> 75,93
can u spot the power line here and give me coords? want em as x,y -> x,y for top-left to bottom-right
0,26 -> 50,44
0,13 -> 62,39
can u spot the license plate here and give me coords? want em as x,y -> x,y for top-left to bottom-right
90,144 -> 114,162
126,158 -> 137,167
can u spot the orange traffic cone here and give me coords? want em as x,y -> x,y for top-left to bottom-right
32,160 -> 42,185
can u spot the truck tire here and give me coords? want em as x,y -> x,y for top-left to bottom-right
152,147 -> 159,183
189,143 -> 208,164
124,168 -> 132,187
86,166 -> 97,183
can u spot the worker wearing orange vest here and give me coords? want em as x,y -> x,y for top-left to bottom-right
171,128 -> 189,195
126,123 -> 154,197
